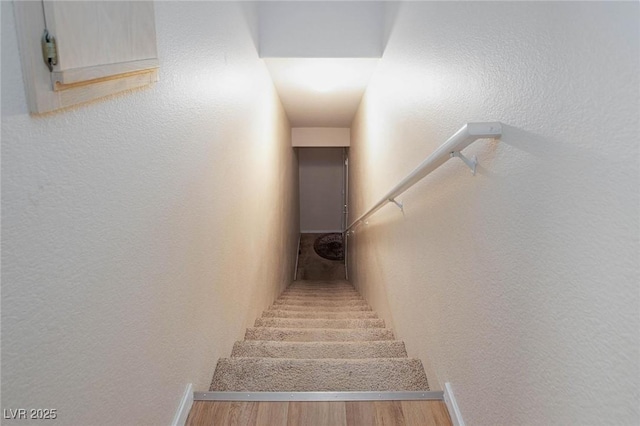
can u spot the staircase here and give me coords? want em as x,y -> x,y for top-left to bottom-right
210,280 -> 430,392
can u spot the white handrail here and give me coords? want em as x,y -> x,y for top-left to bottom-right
346,122 -> 502,233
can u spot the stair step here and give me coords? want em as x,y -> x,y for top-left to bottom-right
262,310 -> 378,319
273,299 -> 368,307
278,296 -> 364,302
287,285 -> 355,290
283,287 -> 358,292
288,280 -> 351,285
208,279 -> 431,398
279,293 -> 363,299
210,358 -> 429,392
231,341 -> 408,359
284,290 -> 357,295
245,327 -> 394,342
287,285 -> 355,291
267,304 -> 372,312
254,318 -> 384,329
279,296 -> 362,301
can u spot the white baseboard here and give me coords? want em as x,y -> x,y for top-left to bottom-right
444,382 -> 465,426
171,383 -> 193,426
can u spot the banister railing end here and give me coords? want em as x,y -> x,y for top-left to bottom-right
466,122 -> 502,138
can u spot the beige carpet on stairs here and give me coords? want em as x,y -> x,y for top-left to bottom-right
209,280 -> 430,392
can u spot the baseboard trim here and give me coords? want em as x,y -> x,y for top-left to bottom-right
171,383 -> 193,426
444,382 -> 465,426
194,391 -> 443,402
300,230 -> 343,234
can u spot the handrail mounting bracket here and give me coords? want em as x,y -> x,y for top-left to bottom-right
345,122 -> 501,233
450,151 -> 477,175
389,198 -> 404,212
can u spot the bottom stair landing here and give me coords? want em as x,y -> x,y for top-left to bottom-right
186,400 -> 452,425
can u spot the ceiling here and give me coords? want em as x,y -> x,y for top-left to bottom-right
264,58 -> 379,127
258,2 -> 384,128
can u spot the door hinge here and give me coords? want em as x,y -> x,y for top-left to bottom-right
41,29 -> 57,72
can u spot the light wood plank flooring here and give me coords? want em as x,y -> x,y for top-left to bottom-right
186,400 -> 452,425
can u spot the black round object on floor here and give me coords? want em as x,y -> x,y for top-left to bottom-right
313,233 -> 344,261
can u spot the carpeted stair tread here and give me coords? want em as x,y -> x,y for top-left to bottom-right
278,297 -> 364,302
274,299 -> 368,307
282,287 -> 359,295
254,318 -> 385,329
284,288 -> 358,293
285,283 -> 355,288
277,294 -> 364,300
280,289 -> 361,297
279,297 -> 363,302
209,358 -> 429,392
284,286 -> 357,290
209,279 -> 431,395
287,285 -> 355,291
278,297 -> 363,302
278,293 -> 363,299
262,310 -> 378,319
288,279 -> 352,285
245,327 -> 394,341
268,304 -> 373,312
284,289 -> 358,294
231,341 -> 408,359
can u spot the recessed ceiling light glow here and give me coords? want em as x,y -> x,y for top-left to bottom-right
262,58 -> 379,126
302,62 -> 359,92
265,58 -> 378,93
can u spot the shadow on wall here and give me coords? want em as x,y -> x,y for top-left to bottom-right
239,2 -> 259,55
382,2 -> 403,52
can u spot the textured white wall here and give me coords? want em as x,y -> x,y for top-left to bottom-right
348,2 -> 639,425
1,2 -> 298,425
299,148 -> 345,233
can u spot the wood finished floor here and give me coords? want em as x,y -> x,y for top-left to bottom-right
186,400 -> 452,426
